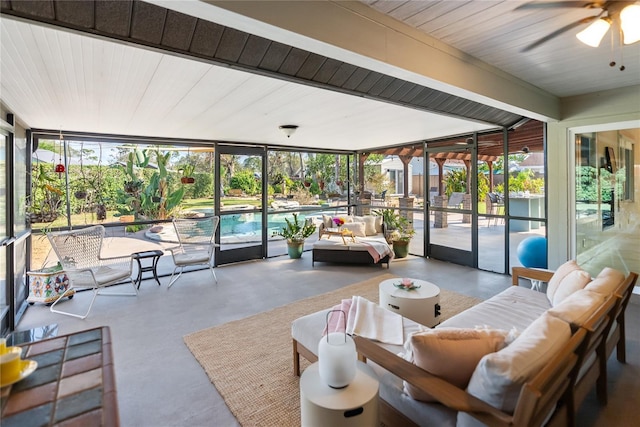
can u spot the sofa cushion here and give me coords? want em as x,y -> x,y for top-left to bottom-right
353,215 -> 378,236
458,313 -> 571,427
548,289 -> 607,327
321,214 -> 333,229
403,328 -> 508,402
547,260 -> 586,303
552,269 -> 591,306
439,286 -> 550,332
585,267 -> 626,296
342,222 -> 367,237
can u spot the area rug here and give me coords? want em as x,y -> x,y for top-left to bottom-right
183,273 -> 482,426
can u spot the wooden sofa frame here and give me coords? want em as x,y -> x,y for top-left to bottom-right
292,268 -> 638,427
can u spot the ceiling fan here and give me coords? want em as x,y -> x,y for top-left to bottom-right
518,1 -> 640,52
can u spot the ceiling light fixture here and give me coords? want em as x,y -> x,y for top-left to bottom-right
620,4 -> 640,44
576,18 -> 611,47
576,4 -> 640,48
279,125 -> 298,138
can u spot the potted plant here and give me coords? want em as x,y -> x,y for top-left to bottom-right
275,213 -> 316,259
180,165 -> 196,184
389,217 -> 414,258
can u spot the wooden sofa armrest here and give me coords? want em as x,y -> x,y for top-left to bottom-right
353,336 -> 513,426
511,266 -> 554,286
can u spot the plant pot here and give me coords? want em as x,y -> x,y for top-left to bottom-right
119,214 -> 135,223
287,240 -> 305,259
393,240 -> 410,258
95,204 -> 107,221
303,181 -> 311,188
74,190 -> 87,200
181,177 -> 195,184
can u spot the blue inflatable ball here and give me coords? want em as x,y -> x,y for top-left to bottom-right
516,236 -> 547,268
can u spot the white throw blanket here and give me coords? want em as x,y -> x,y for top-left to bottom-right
357,237 -> 394,263
345,296 -> 404,345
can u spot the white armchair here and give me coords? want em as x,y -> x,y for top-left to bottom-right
47,225 -> 137,319
167,216 -> 220,288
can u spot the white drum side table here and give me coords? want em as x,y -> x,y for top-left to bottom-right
379,278 -> 441,327
300,361 -> 379,427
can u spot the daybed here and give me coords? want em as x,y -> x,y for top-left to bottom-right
312,214 -> 392,268
291,263 -> 638,426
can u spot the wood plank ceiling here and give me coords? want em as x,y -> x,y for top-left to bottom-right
0,0 -> 526,150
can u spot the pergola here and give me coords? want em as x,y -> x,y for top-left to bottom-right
357,120 -> 544,198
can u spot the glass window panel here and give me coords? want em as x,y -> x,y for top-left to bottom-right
575,128 -> 639,277
509,220 -> 547,269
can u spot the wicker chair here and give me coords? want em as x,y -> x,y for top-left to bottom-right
167,216 -> 220,288
47,225 -> 137,319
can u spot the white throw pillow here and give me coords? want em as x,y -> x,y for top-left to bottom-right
321,214 -> 333,229
552,269 -> 591,306
457,313 -> 571,427
585,267 -> 626,296
547,260 -> 583,302
341,222 -> 366,237
548,289 -> 607,327
403,328 -> 508,402
374,215 -> 383,234
353,215 -> 377,236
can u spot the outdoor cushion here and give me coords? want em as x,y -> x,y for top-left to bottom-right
547,260 -> 584,302
342,222 -> 366,237
403,327 -> 509,402
458,313 -> 571,427
551,269 -> 591,306
548,289 -> 607,327
585,267 -> 626,296
353,215 -> 378,236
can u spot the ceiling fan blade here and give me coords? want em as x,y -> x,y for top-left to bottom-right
515,1 -> 602,10
521,16 -> 599,52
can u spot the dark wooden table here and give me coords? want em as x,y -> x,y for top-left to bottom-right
131,250 -> 164,289
0,326 -> 119,426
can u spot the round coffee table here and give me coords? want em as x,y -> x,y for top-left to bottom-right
379,278 -> 441,327
300,361 -> 379,427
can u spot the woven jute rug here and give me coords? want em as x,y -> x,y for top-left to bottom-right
183,273 -> 482,426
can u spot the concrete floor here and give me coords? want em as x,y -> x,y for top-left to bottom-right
14,255 -> 639,427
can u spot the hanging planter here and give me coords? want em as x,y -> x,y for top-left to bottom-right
303,180 -> 311,188
319,180 -> 325,190
74,190 -> 87,200
180,164 -> 195,184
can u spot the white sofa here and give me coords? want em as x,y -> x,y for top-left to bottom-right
291,263 -> 638,427
312,214 -> 392,268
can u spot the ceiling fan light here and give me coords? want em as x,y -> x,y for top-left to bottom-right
621,5 -> 640,44
576,18 -> 610,47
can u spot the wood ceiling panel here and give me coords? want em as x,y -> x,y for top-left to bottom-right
56,0 -> 94,28
214,27 -> 249,62
161,10 -> 197,51
340,67 -> 370,91
327,63 -> 358,87
368,75 -> 396,97
94,0 -> 132,37
258,42 -> 291,72
237,35 -> 270,67
295,52 -> 326,80
311,57 -> 342,84
189,19 -> 224,58
130,1 -> 166,45
277,47 -> 309,76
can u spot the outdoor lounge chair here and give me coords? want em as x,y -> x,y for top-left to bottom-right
167,216 -> 220,288
47,225 -> 137,319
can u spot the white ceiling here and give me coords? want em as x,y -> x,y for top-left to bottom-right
1,0 -> 639,151
363,0 -> 640,97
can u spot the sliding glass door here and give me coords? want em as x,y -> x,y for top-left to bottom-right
216,145 -> 266,265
